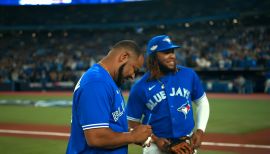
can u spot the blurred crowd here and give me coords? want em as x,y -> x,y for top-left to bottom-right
173,25 -> 270,70
0,25 -> 270,92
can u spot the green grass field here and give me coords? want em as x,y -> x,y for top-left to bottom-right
203,99 -> 270,134
0,94 -> 269,154
0,136 -> 234,154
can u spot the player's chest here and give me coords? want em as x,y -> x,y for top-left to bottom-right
146,77 -> 192,99
144,77 -> 193,111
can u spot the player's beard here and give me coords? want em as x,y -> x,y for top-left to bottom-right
116,63 -> 126,87
158,59 -> 176,74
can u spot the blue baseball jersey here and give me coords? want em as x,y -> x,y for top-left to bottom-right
127,65 -> 205,139
66,64 -> 128,154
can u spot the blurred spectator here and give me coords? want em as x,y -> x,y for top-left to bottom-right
196,53 -> 211,69
265,79 -> 270,94
265,72 -> 270,94
234,75 -> 246,94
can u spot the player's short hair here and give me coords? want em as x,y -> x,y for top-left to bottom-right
112,40 -> 143,57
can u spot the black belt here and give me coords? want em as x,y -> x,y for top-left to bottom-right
167,136 -> 191,144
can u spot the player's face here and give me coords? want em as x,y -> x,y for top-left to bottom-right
156,49 -> 176,72
116,55 -> 144,87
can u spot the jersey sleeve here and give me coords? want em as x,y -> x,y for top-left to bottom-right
127,83 -> 145,122
76,81 -> 111,130
191,70 -> 205,102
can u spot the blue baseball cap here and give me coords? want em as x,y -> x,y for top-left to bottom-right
146,35 -> 181,56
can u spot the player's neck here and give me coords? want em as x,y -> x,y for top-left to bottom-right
156,72 -> 165,79
99,60 -> 112,77
156,69 -> 177,79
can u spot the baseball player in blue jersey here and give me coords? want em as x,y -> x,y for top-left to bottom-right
127,35 -> 210,154
66,40 -> 152,154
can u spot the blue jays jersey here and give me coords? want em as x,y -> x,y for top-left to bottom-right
67,64 -> 128,154
127,65 -> 205,139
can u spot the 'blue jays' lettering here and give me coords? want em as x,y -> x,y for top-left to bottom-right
147,87 -> 191,111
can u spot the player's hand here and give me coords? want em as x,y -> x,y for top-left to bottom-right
130,125 -> 152,145
154,137 -> 171,152
191,129 -> 204,150
170,141 -> 193,154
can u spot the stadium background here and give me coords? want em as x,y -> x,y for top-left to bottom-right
0,0 -> 270,153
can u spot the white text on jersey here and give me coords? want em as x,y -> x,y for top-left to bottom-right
112,101 -> 125,122
146,87 -> 190,111
169,87 -> 190,99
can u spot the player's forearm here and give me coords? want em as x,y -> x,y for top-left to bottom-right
84,128 -> 134,149
84,125 -> 152,149
195,94 -> 210,132
96,132 -> 135,149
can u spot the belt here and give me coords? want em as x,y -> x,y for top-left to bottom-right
167,136 -> 191,144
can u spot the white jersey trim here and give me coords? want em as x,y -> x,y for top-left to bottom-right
82,123 -> 109,130
83,126 -> 109,130
127,116 -> 141,122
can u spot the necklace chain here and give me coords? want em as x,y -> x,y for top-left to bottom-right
157,79 -> 165,89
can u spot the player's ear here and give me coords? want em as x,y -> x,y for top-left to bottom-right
118,51 -> 129,63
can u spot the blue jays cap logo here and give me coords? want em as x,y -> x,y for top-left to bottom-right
146,35 -> 181,56
177,102 -> 191,119
162,37 -> 172,44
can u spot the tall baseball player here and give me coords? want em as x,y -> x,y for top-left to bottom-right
127,35 -> 210,154
66,40 -> 152,154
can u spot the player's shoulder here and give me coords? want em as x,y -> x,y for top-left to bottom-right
78,64 -> 110,88
131,72 -> 150,89
177,65 -> 197,74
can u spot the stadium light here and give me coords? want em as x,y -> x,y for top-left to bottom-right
63,32 -> 68,37
48,32 -> 52,37
159,25 -> 165,29
19,0 -> 72,5
32,33 -> 36,38
185,23 -> 190,28
233,19 -> 238,24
